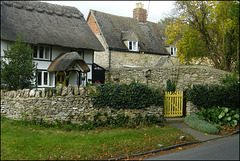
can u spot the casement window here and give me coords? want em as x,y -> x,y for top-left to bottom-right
170,46 -> 177,56
37,71 -> 54,87
33,45 -> 50,60
128,41 -> 138,51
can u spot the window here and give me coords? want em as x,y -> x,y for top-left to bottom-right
33,45 -> 51,60
170,46 -> 177,56
33,46 -> 38,58
37,71 -> 54,87
128,41 -> 138,51
129,41 -> 132,50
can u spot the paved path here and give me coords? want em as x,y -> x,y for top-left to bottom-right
168,123 -> 221,141
145,134 -> 239,160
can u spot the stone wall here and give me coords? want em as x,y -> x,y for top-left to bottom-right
1,85 -> 163,124
106,65 -> 231,91
186,101 -> 200,116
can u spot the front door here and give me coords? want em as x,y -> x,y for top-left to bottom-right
56,71 -> 66,86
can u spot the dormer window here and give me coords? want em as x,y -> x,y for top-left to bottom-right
122,30 -> 139,52
128,41 -> 138,51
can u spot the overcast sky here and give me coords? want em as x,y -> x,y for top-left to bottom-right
42,1 -> 175,23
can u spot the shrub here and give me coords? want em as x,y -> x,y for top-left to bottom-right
186,74 -> 239,110
92,80 -> 163,109
166,79 -> 176,92
197,106 -> 239,127
184,114 -> 220,134
1,34 -> 37,90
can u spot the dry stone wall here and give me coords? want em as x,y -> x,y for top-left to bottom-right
1,85 -> 163,124
106,65 -> 231,91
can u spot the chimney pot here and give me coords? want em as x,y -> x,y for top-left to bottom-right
136,2 -> 144,8
133,2 -> 147,22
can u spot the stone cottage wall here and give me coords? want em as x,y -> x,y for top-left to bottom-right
110,51 -> 167,68
106,65 -> 231,91
1,85 -> 163,124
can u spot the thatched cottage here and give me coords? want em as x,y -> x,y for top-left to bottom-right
87,2 -> 177,69
1,1 -> 104,88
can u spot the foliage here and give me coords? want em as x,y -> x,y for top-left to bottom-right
165,1 -> 239,72
91,80 -> 164,109
220,72 -> 239,87
184,114 -> 220,134
166,79 -> 176,92
1,34 -> 37,90
158,12 -> 179,36
186,74 -> 239,110
197,107 -> 239,127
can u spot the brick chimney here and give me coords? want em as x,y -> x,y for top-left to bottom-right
133,2 -> 147,22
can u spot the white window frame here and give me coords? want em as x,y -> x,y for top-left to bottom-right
33,45 -> 50,60
128,41 -> 138,51
37,71 -> 54,87
170,46 -> 177,56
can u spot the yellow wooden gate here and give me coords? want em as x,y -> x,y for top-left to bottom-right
164,91 -> 183,117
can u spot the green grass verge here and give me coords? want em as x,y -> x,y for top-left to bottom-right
1,116 -> 195,160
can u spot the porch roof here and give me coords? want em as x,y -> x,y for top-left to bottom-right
47,52 -> 90,73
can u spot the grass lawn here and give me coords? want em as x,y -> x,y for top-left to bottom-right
1,116 -> 195,160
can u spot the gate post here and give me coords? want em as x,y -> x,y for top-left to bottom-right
183,89 -> 187,116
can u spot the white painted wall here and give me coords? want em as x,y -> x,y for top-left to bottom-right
52,46 -> 70,60
1,40 -> 13,63
69,71 -> 79,86
84,50 -> 93,63
87,64 -> 93,82
34,60 -> 51,70
1,40 -> 94,87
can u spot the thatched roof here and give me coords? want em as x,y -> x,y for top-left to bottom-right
121,30 -> 139,41
47,52 -> 90,73
1,1 -> 104,51
89,10 -> 169,55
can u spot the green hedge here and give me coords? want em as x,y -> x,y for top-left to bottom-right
91,81 -> 163,109
186,74 -> 239,110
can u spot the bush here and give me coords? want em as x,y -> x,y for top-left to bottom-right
197,106 -> 239,127
1,34 -> 37,90
166,79 -> 176,92
92,80 -> 163,109
186,74 -> 239,110
184,114 -> 220,134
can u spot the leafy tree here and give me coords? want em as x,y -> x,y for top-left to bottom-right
165,1 -> 239,72
1,34 -> 37,90
158,8 -> 179,36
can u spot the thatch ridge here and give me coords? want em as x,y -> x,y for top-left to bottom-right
1,1 -> 83,19
91,10 -> 169,55
1,1 -> 104,51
